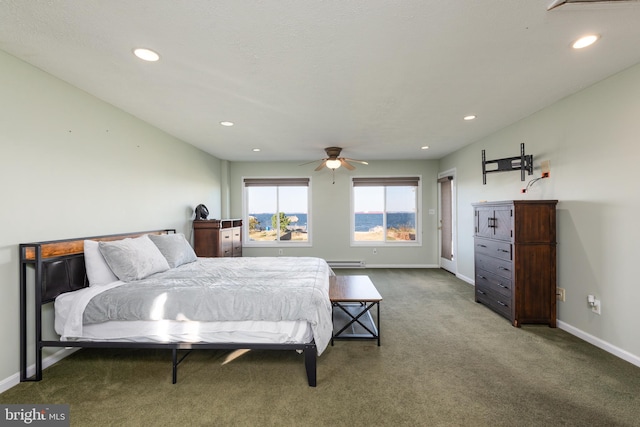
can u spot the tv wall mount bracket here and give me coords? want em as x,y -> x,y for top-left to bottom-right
482,143 -> 533,185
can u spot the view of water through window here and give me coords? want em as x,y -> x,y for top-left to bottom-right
247,185 -> 309,242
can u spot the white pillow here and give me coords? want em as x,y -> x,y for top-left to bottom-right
148,233 -> 197,268
98,235 -> 170,282
84,239 -> 119,286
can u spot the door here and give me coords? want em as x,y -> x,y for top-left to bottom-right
438,170 -> 456,274
492,206 -> 513,241
475,206 -> 494,238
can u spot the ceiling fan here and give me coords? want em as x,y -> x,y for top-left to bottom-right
303,147 -> 368,171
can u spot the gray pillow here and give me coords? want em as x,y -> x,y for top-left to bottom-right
148,233 -> 197,268
99,235 -> 170,282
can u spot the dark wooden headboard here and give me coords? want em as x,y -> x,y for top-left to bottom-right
20,229 -> 175,303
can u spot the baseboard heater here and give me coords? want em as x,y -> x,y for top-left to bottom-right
327,260 -> 366,269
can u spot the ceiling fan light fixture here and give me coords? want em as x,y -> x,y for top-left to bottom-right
304,147 -> 367,172
325,159 -> 342,169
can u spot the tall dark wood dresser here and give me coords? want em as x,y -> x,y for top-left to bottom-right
472,200 -> 557,327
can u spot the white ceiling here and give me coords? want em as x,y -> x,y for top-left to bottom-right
2,0 -> 640,163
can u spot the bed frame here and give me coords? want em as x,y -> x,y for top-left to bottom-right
19,230 -> 317,386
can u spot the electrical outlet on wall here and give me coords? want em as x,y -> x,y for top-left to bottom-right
557,287 -> 565,302
587,294 -> 601,315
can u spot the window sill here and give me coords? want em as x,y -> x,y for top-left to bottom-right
244,242 -> 313,248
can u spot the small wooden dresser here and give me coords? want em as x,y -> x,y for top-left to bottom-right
193,219 -> 242,257
472,200 -> 557,327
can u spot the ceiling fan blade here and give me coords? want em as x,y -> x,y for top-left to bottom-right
343,158 -> 369,165
340,159 -> 356,170
314,160 -> 328,171
299,159 -> 323,166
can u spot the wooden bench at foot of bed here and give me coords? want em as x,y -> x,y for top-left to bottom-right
329,275 -> 382,346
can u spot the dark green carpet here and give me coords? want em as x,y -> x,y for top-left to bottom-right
2,269 -> 640,426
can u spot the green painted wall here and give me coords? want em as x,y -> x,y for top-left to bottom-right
0,50 -> 223,385
440,62 -> 640,363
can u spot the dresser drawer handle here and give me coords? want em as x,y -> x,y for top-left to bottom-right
497,249 -> 509,253
497,301 -> 508,307
478,275 -> 486,280
477,244 -> 487,248
498,266 -> 510,271
498,283 -> 507,288
478,290 -> 486,295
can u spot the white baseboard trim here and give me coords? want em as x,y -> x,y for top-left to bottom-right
456,273 -> 474,285
456,276 -> 639,368
0,371 -> 20,394
364,264 -> 438,269
462,279 -> 639,368
558,320 -> 640,368
0,348 -> 80,394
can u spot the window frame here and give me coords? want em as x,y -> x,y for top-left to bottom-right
350,176 -> 422,247
242,176 -> 312,248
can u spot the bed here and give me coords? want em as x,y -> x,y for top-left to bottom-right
19,229 -> 333,386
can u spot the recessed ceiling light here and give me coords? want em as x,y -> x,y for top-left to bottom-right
572,34 -> 599,49
133,48 -> 160,62
463,115 -> 476,121
220,121 -> 234,127
421,146 -> 429,150
252,148 -> 261,152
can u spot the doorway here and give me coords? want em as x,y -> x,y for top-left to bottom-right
438,170 -> 456,274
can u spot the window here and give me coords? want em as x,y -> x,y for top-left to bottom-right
351,177 -> 420,244
243,178 -> 310,245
